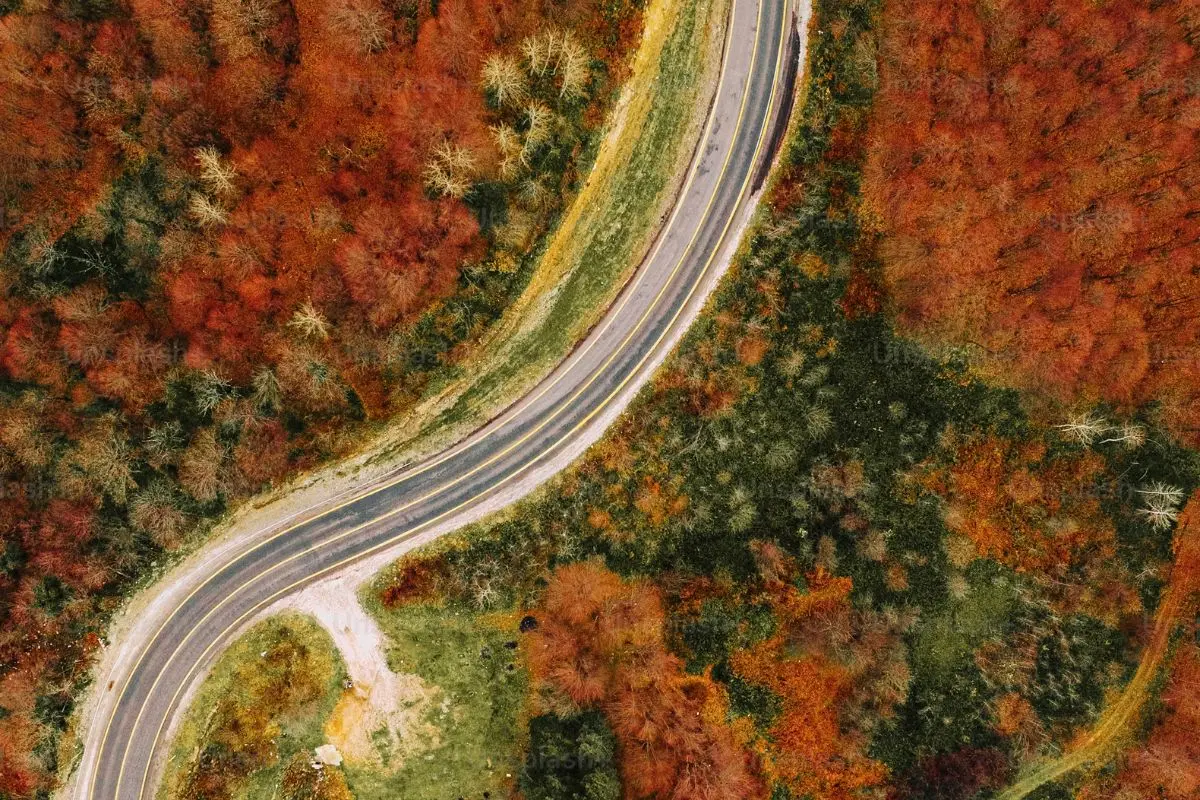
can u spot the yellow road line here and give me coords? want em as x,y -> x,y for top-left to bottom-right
86,3 -> 737,794
108,1 -> 792,795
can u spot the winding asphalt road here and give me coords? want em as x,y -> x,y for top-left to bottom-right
78,0 -> 801,796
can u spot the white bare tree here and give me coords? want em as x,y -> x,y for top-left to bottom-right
424,141 -> 477,198
523,102 -> 553,148
1138,481 -> 1186,530
195,370 -> 231,415
1098,421 -> 1146,448
556,36 -> 589,99
481,53 -> 527,107
332,0 -> 390,53
1056,411 -> 1110,446
517,176 -> 550,210
194,147 -> 238,196
288,301 -> 331,339
188,193 -> 228,227
521,33 -> 553,76
490,123 -> 523,179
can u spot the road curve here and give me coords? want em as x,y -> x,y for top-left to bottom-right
80,0 -> 801,796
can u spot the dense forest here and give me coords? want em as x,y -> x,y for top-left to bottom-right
862,0 -> 1200,444
0,0 -> 644,792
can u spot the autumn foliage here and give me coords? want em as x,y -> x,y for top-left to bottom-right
863,0 -> 1200,443
920,431 -> 1141,623
0,0 -> 642,793
175,624 -> 334,800
731,571 -> 909,800
527,561 -> 765,800
379,551 -> 453,606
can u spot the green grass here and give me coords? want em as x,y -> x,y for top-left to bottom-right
157,614 -> 346,800
348,594 -> 528,800
157,601 -> 525,800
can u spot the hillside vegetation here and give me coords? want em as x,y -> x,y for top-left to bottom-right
22,0 -> 1200,797
158,615 -> 347,800
0,0 -> 646,793
165,0 -> 1200,795
363,0 -> 1200,796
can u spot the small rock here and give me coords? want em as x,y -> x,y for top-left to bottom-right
503,640 -> 518,650
314,744 -> 343,767
519,615 -> 538,633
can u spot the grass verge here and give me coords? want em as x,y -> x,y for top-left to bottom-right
65,2 -> 730,790
371,0 -> 732,455
346,590 -> 529,800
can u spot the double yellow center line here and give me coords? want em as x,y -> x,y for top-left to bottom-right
90,0 -> 794,795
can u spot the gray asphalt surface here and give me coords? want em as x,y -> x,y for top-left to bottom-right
84,0 -> 794,796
